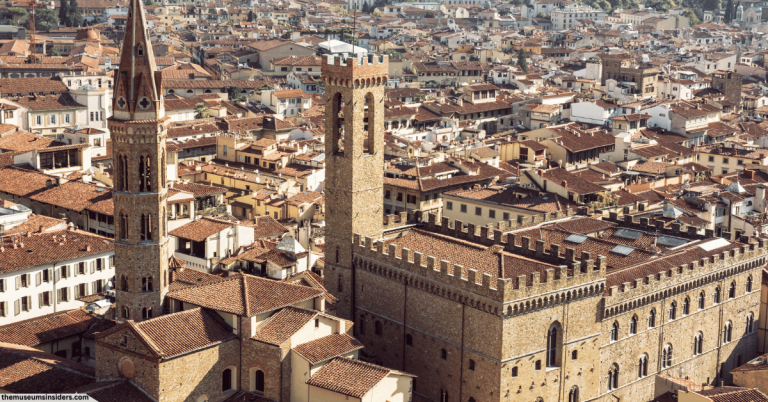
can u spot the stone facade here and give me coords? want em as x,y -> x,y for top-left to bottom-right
712,70 -> 743,108
600,54 -> 660,98
322,53 -> 389,320
110,0 -> 172,322
339,212 -> 765,402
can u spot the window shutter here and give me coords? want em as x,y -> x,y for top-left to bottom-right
55,269 -> 60,283
14,300 -> 19,316
91,261 -> 95,274
26,296 -> 31,310
15,276 -> 20,290
67,266 -> 71,278
57,289 -> 61,303
75,286 -> 80,299
38,293 -> 43,308
0,279 -> 4,292
92,282 -> 97,295
36,272 -> 41,286
48,269 -> 52,282
74,265 -> 78,277
1,302 -> 5,316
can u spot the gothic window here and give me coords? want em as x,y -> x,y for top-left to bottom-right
728,281 -> 736,299
699,291 -> 705,310
330,92 -> 344,155
139,155 -> 153,192
637,354 -> 648,378
607,364 -> 619,391
610,321 -> 619,342
142,307 -> 152,319
572,350 -> 578,360
511,367 -> 518,377
662,344 -> 673,368
724,321 -> 733,342
140,213 -> 152,241
120,275 -> 128,291
714,287 -> 721,304
668,301 -> 677,321
440,389 -> 449,402
222,368 -> 232,392
118,154 -> 128,191
136,43 -> 144,56
683,297 -> 690,316
746,313 -> 755,334
648,309 -> 656,328
746,276 -> 753,292
119,213 -> 128,241
546,323 -> 561,367
694,332 -> 703,355
122,306 -> 130,319
568,386 -> 579,402
630,315 -> 638,335
254,370 -> 264,392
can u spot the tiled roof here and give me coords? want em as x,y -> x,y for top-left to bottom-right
251,306 -> 316,345
293,333 -> 363,364
693,387 -> 768,402
540,168 -> 606,194
0,342 -> 95,394
169,217 -> 232,242
731,353 -> 768,373
0,167 -> 114,214
0,309 -> 102,347
132,308 -> 237,358
2,214 -> 66,235
166,274 -> 323,316
270,55 -> 321,66
306,357 -> 398,397
0,77 -> 69,95
0,130 -> 60,152
252,215 -> 289,238
171,182 -> 227,196
445,187 -> 578,213
0,229 -> 113,274
68,379 -> 155,402
10,93 -> 86,111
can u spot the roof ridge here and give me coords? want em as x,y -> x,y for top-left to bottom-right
128,321 -> 164,358
242,275 -> 251,316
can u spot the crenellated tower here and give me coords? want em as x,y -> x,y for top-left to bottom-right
322,54 -> 388,320
110,0 -> 171,322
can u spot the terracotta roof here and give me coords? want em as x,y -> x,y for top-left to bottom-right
0,309 -> 102,347
166,274 -> 323,316
271,55 -> 321,66
0,77 -> 69,95
169,217 -> 233,242
0,229 -> 113,275
252,215 -> 289,238
0,130 -> 60,152
251,306 -> 316,345
293,333 -> 363,364
10,93 -> 86,111
306,357 -> 405,397
68,379 -> 155,402
171,182 -> 227,196
132,308 -> 237,358
0,342 -> 95,394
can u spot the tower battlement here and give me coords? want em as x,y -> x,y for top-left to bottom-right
322,54 -> 389,80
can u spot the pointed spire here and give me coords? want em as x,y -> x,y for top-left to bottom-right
112,0 -> 164,121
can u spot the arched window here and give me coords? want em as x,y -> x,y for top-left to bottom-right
607,364 -> 619,391
136,43 -> 144,56
629,315 -> 638,335
468,398 -> 476,402
569,386 -> 579,402
168,89 -> 175,95
714,287 -> 721,304
254,370 -> 264,392
222,368 -> 232,392
330,92 -> 344,155
662,344 -> 673,368
140,213 -> 152,241
120,275 -> 128,291
694,332 -> 703,355
546,323 -> 561,367
648,309 -> 656,328
440,389 -> 449,402
682,297 -> 690,315
610,321 -> 619,342
746,276 -> 753,293
511,366 -> 518,377
469,359 -> 475,371
637,354 -> 648,378
746,313 -> 755,334
122,306 -> 130,318
728,281 -> 736,299
161,152 -> 167,186
571,350 -> 578,360
119,213 -> 128,241
441,348 -> 447,360
142,307 -> 152,319
699,291 -> 705,309
406,334 -> 413,346
535,360 -> 541,370
147,277 -> 153,291
724,321 -> 733,342
668,301 -> 677,321
374,321 -> 382,336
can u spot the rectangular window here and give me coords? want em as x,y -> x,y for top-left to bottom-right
489,210 -> 496,219
90,112 -> 94,122
50,115 -> 56,124
223,145 -> 228,156
723,157 -> 729,164
96,259 -> 102,271
20,274 -> 27,288
446,201 -> 453,210
475,207 -> 482,216
460,204 -> 467,213
385,190 -> 391,199
396,193 -> 403,202
503,212 -> 510,221
21,297 -> 28,311
36,116 -> 42,125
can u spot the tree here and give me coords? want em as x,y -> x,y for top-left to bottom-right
194,103 -> 209,119
58,0 -> 70,27
47,47 -> 60,56
247,10 -> 255,21
223,85 -> 244,101
425,11 -> 435,18
682,9 -> 700,25
724,0 -> 733,22
517,47 -> 528,74
24,8 -> 57,31
67,0 -> 83,27
7,8 -> 27,26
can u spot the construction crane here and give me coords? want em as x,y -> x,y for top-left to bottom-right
15,0 -> 44,64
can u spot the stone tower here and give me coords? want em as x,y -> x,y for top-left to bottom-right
110,0 -> 171,322
322,54 -> 388,320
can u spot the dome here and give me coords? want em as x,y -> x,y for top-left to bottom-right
75,29 -> 99,41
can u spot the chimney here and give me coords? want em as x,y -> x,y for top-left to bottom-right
197,278 -> 203,286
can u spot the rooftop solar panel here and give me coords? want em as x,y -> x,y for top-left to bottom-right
656,236 -> 687,247
611,245 -> 635,256
565,233 -> 588,244
613,228 -> 643,240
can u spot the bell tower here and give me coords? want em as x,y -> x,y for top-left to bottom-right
110,0 -> 171,322
322,54 -> 388,320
